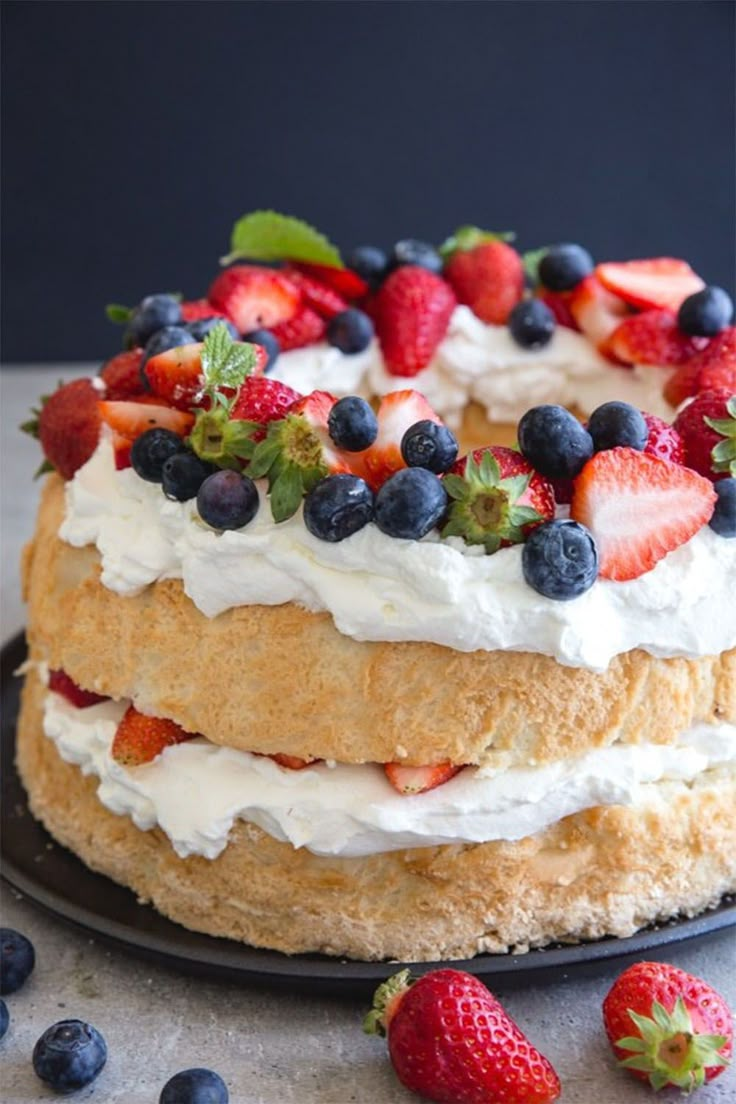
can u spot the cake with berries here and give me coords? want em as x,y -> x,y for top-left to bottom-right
17,212 -> 736,961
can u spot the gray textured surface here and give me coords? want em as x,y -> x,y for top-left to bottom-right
2,367 -> 735,1103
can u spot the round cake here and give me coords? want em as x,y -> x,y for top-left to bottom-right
18,212 -> 736,961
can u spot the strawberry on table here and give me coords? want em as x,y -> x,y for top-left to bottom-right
674,390 -> 736,481
664,325 -> 736,406
596,257 -> 705,312
568,274 -> 630,356
603,960 -> 732,1092
350,390 -> 442,491
374,265 -> 456,376
607,309 -> 709,366
35,379 -> 102,479
208,265 -> 300,333
442,226 -> 525,325
268,305 -> 326,351
98,400 -> 195,440
99,348 -> 146,400
112,706 -> 195,766
365,968 -> 561,1104
384,762 -> 461,795
571,447 -> 717,580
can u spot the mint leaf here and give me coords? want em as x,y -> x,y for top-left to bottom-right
201,324 -> 257,393
439,225 -> 515,261
106,303 -> 133,324
222,210 -> 344,268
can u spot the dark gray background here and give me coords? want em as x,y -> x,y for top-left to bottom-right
2,0 -> 734,363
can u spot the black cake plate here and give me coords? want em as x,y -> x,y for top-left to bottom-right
2,631 -> 734,996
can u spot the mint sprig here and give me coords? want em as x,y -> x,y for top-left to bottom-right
221,210 -> 344,268
200,323 -> 257,402
187,325 -> 261,469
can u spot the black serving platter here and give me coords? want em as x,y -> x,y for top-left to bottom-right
2,632 -> 734,996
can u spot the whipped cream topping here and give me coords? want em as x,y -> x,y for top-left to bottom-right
61,439 -> 736,671
42,688 -> 736,859
274,306 -> 675,426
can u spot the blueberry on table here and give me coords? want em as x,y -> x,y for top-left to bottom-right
508,299 -> 555,349
0,999 -> 8,1040
374,467 -> 448,540
197,470 -> 259,530
187,317 -> 240,342
126,294 -> 183,348
162,452 -> 216,502
140,326 -> 198,377
159,1067 -> 229,1104
677,286 -> 734,337
326,308 -> 374,354
131,428 -> 187,482
709,477 -> 736,538
518,405 -> 594,479
587,401 -> 648,452
304,474 -> 374,542
0,928 -> 35,995
347,245 -> 389,288
522,519 -> 599,600
33,1019 -> 107,1094
328,396 -> 378,451
390,239 -> 443,275
242,329 -> 281,372
401,420 -> 458,473
538,244 -> 593,291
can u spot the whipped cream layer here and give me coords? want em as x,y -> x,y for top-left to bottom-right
43,688 -> 736,859
275,306 -> 675,426
61,439 -> 736,670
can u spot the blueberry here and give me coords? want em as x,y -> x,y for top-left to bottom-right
508,299 -> 556,349
131,428 -> 187,483
33,1019 -> 107,1094
677,286 -> 734,337
140,325 -> 197,380
538,244 -> 594,291
390,239 -> 443,275
304,474 -> 374,542
328,396 -> 378,451
0,928 -> 35,995
326,308 -> 374,355
518,405 -> 594,480
347,245 -> 389,288
374,467 -> 448,540
522,520 -> 599,600
126,294 -> 183,347
242,329 -> 281,372
197,470 -> 259,530
401,420 -> 458,473
709,477 -> 736,538
187,317 -> 240,342
0,999 -> 8,1041
587,401 -> 648,452
161,452 -> 216,502
159,1067 -> 229,1104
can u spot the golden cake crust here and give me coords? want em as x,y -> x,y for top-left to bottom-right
23,475 -> 736,769
17,668 -> 736,962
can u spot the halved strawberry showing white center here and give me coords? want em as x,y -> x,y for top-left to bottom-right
595,258 -> 704,313
350,390 -> 442,491
208,265 -> 301,332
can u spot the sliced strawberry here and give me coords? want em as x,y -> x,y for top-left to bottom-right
384,762 -> 462,795
607,309 -> 709,366
374,266 -> 456,376
293,261 -> 369,301
98,400 -> 194,440
664,326 -> 736,406
351,390 -> 442,491
268,753 -> 319,770
673,390 -> 736,481
229,376 -> 302,442
642,413 -> 685,465
180,298 -> 229,323
112,431 -> 133,470
38,378 -> 102,480
143,343 -> 204,410
48,669 -> 108,708
568,275 -> 630,357
443,239 -> 524,325
570,448 -> 716,580
536,289 -> 579,330
283,266 -> 348,319
208,265 -> 300,333
112,705 -> 196,766
268,305 -> 327,351
596,258 -> 704,313
99,348 -> 146,400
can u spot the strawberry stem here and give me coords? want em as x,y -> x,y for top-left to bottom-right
617,998 -> 729,1093
363,969 -> 412,1038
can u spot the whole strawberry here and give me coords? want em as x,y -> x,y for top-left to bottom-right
664,327 -> 736,407
34,379 -> 102,479
674,390 -> 736,481
229,376 -> 302,442
443,227 -> 524,325
642,412 -> 685,465
603,960 -> 732,1092
364,968 -> 561,1104
374,265 -> 456,376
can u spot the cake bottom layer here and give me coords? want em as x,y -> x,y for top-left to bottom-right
17,670 -> 736,962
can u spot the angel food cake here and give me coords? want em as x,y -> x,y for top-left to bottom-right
18,212 -> 736,961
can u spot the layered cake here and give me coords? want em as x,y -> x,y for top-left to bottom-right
18,212 -> 736,961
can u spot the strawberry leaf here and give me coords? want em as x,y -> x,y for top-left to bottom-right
222,210 -> 344,268
106,303 -> 133,324
270,464 -> 304,522
521,246 -> 550,285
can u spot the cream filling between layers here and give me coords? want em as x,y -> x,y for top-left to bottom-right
43,688 -> 736,860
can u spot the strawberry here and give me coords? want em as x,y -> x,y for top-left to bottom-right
268,305 -> 327,351
384,762 -> 462,795
365,968 -> 561,1104
351,390 -> 442,491
374,266 -> 456,376
535,288 -> 579,330
208,265 -> 300,333
143,343 -> 204,410
642,412 -> 685,465
111,705 -> 195,767
37,379 -> 102,480
443,237 -> 525,325
293,261 -> 369,301
98,400 -> 194,440
664,326 -> 736,406
282,266 -> 348,319
674,390 -> 736,480
48,670 -> 108,708
596,257 -> 705,312
570,447 -> 716,580
606,309 -> 709,366
268,753 -> 319,770
602,960 -> 732,1092
180,298 -> 229,323
112,432 -> 133,471
99,349 -> 146,400
442,446 -> 555,553
229,376 -> 303,442
568,275 -> 630,356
